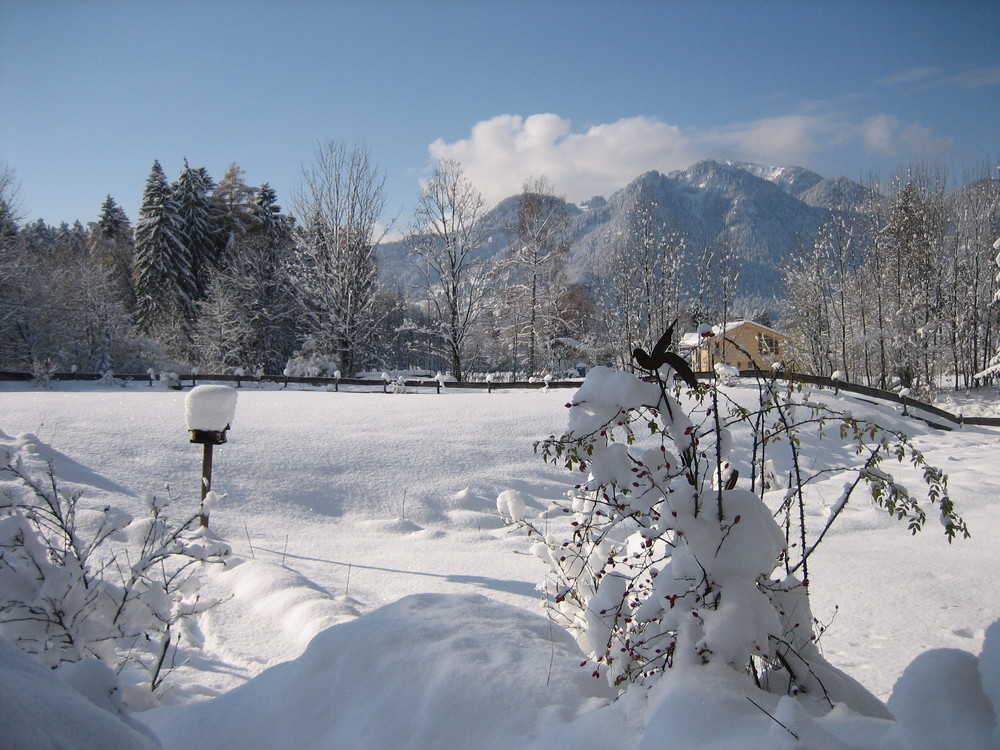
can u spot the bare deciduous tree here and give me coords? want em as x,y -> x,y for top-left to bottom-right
602,186 -> 688,369
408,159 -> 494,381
503,176 -> 573,375
292,141 -> 389,376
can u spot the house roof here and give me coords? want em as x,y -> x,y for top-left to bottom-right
680,320 -> 785,349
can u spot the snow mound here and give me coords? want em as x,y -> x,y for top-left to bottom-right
0,637 -> 162,750
528,660 -> 897,749
981,620 -> 1000,746
143,593 -> 613,750
2,431 -> 129,495
443,486 -> 507,529
445,485 -> 494,512
358,517 -> 425,534
885,647 -> 996,750
203,559 -> 359,660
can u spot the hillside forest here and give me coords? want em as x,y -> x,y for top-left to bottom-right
1,144 -> 998,396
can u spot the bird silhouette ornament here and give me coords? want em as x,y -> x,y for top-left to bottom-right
632,321 -> 699,390
635,323 -> 736,491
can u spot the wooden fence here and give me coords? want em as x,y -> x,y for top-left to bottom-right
2,369 -> 999,428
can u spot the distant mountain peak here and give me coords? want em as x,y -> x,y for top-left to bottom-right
723,161 -> 825,196
380,159 -> 871,318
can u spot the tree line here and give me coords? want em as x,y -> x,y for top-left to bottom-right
783,162 -> 1000,396
0,144 -> 597,381
1,150 -> 998,392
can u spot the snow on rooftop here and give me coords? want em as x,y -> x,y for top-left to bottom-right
681,320 -> 784,348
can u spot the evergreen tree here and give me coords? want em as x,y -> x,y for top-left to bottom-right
0,165 -> 20,254
173,160 -> 217,301
0,200 -> 18,255
96,194 -> 131,239
250,182 -> 292,244
88,195 -> 136,314
54,222 -> 87,255
194,183 -> 300,373
20,219 -> 56,254
134,160 -> 193,344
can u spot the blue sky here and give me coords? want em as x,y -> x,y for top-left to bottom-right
2,0 -> 998,230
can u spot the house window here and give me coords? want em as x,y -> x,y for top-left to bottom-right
757,333 -> 779,356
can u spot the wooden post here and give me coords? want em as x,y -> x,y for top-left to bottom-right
199,442 -> 214,527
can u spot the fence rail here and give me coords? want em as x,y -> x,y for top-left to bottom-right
0,370 -> 581,393
2,369 -> 999,428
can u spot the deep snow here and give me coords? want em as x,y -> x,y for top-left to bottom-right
2,379 -> 1000,748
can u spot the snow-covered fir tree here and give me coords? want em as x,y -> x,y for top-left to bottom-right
54,221 -> 88,256
251,182 -> 290,243
194,184 -> 301,374
134,160 -> 194,348
173,160 -> 218,301
88,195 -> 136,313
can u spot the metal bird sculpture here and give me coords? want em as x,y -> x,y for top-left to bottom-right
632,320 -> 699,390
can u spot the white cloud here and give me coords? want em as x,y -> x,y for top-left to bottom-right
860,114 -> 899,155
860,114 -> 953,158
426,111 -> 952,205
879,66 -> 943,86
427,114 -> 700,205
698,114 -> 850,168
950,64 -> 1000,89
880,64 -> 1000,90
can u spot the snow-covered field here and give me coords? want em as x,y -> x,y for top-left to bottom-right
2,379 -> 1000,749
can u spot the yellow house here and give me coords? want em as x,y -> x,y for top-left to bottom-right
682,320 -> 787,373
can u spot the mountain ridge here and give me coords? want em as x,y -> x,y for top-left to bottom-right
380,159 -> 872,314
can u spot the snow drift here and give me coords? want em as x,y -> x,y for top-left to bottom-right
143,593 -> 614,750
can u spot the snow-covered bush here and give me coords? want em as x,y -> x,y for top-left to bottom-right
158,371 -> 180,389
98,370 -> 128,388
713,361 -> 740,385
283,336 -> 341,378
30,357 -> 59,388
516,343 -> 967,705
0,437 -> 231,699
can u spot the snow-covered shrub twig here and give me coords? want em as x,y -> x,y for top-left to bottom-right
728,367 -> 968,580
0,447 -> 231,697
514,337 -> 967,700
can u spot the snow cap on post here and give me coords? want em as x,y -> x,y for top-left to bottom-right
185,385 -> 238,444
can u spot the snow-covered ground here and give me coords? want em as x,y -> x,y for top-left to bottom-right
2,379 -> 999,749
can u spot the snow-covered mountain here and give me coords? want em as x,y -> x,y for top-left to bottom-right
380,160 -> 871,313
562,160 -> 870,312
